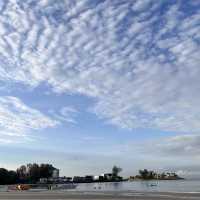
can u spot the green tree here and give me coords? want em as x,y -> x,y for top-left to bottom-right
0,168 -> 9,184
112,166 -> 122,177
7,170 -> 18,184
139,169 -> 149,179
0,168 -> 18,184
139,169 -> 157,179
27,163 -> 40,183
39,164 -> 55,178
16,165 -> 27,182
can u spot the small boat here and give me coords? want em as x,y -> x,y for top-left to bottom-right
17,184 -> 31,190
149,183 -> 157,187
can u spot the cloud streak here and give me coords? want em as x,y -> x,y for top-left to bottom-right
49,106 -> 78,124
0,0 -> 199,133
154,135 -> 200,157
0,96 -> 58,143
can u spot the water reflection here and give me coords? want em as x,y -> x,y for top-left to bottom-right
75,180 -> 200,193
112,182 -> 121,189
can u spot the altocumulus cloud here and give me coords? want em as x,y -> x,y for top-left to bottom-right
0,0 -> 199,133
155,135 -> 200,157
49,106 -> 78,124
0,96 -> 58,143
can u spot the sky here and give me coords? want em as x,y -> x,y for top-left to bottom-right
0,0 -> 200,178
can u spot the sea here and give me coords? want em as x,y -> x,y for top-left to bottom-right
1,180 -> 200,193
73,180 -> 200,193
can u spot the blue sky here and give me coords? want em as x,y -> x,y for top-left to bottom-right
0,0 -> 200,178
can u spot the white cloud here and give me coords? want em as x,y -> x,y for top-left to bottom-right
131,0 -> 152,12
0,0 -> 199,133
50,106 -> 78,124
0,138 -> 13,144
0,96 -> 58,143
155,135 -> 200,156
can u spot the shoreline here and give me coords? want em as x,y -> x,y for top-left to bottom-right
0,191 -> 200,199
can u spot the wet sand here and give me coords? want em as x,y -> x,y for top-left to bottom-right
0,191 -> 199,199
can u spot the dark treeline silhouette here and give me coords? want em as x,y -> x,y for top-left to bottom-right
0,168 -> 18,185
139,169 -> 156,179
0,163 -> 56,185
132,169 -> 183,180
112,165 -> 122,179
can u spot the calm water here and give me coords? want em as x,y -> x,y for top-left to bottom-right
1,180 -> 200,192
74,180 -> 200,193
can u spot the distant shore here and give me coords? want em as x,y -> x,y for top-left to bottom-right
72,179 -> 128,184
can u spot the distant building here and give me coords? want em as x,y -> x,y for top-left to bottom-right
52,169 -> 59,178
94,175 -> 104,181
99,176 -> 104,181
73,176 -> 85,183
94,175 -> 100,181
103,173 -> 113,180
85,175 -> 94,182
165,172 -> 178,179
62,177 -> 72,182
39,178 -> 48,183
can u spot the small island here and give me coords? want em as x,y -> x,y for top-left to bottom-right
0,164 -> 184,188
129,169 -> 184,181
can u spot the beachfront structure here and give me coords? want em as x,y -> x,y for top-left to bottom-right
62,177 -> 72,182
94,175 -> 100,181
85,175 -> 94,182
39,168 -> 61,184
71,171 -> 123,183
39,178 -> 48,183
52,169 -> 59,178
131,170 -> 182,180
73,176 -> 86,183
73,175 -> 94,183
101,173 -> 113,181
94,175 -> 105,181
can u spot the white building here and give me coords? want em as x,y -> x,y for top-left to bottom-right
52,169 -> 59,178
94,176 -> 100,181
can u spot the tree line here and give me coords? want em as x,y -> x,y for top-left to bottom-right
135,169 -> 181,180
0,163 -> 56,185
112,165 -> 122,178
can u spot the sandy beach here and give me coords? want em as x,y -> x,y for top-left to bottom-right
0,191 -> 199,200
